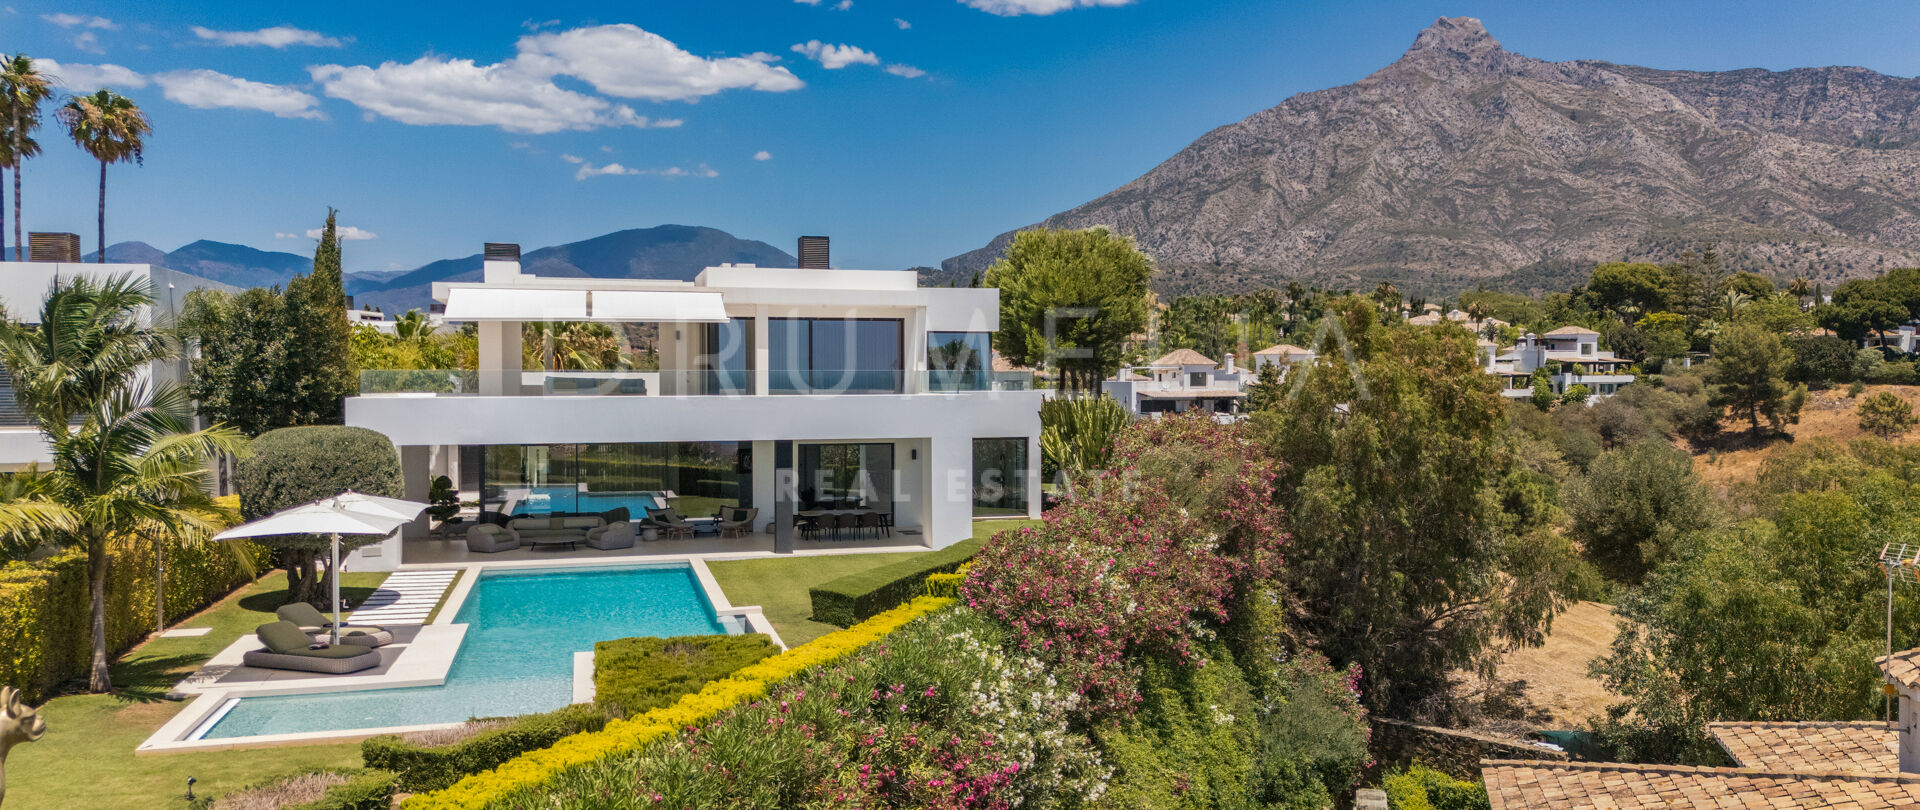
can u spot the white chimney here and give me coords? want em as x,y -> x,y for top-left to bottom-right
1224,353 -> 1236,375
483,242 -> 522,283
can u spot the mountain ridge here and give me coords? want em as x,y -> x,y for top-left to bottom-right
939,16 -> 1920,296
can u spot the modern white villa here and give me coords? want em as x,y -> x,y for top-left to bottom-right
342,241 -> 1043,567
1486,326 -> 1636,400
0,241 -> 238,472
1102,348 -> 1250,417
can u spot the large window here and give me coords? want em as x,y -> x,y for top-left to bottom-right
477,442 -> 752,519
972,438 -> 1028,517
769,318 -> 903,394
928,332 -> 991,392
700,317 -> 756,394
797,443 -> 894,514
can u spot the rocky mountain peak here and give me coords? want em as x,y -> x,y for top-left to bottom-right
1404,16 -> 1500,57
1388,16 -> 1525,79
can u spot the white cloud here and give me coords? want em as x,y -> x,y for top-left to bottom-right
310,24 -> 802,132
311,57 -> 651,134
575,162 -> 640,180
71,31 -> 104,54
791,40 -> 879,70
190,25 -> 343,48
753,150 -> 771,161
37,59 -> 147,89
279,226 -> 377,240
895,17 -> 912,29
42,12 -> 114,28
154,69 -> 324,118
835,0 -> 853,9
574,161 -> 717,180
885,64 -> 926,79
959,0 -> 1133,15
560,153 -> 585,163
521,18 -> 561,31
516,24 -> 802,101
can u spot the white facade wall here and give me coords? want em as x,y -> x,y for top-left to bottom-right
0,262 -> 237,470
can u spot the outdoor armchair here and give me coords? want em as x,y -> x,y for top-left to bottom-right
719,507 -> 759,537
465,523 -> 521,553
587,520 -> 638,550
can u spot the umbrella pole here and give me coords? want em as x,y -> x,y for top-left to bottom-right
330,533 -> 342,646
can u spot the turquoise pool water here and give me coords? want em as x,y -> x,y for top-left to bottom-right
200,565 -> 724,739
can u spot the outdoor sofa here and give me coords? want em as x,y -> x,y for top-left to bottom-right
242,621 -> 383,674
465,523 -> 520,553
276,602 -> 394,647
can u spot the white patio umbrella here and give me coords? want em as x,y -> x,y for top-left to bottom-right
214,491 -> 428,644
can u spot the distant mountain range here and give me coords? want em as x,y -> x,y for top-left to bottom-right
100,225 -> 797,312
939,16 -> 1920,296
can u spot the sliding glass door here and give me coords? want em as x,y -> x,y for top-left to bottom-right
797,443 -> 895,514
972,438 -> 1028,517
476,442 -> 753,519
768,318 -> 903,394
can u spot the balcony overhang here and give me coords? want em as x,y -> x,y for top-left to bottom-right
442,287 -> 729,323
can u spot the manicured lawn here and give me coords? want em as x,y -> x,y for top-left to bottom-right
4,570 -> 390,810
709,518 -> 1035,646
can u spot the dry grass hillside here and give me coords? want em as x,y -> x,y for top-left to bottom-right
1692,384 -> 1920,495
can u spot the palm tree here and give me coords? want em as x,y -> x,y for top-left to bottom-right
393,309 -> 437,341
0,54 -> 52,261
57,90 -> 149,264
1788,277 -> 1814,309
1719,290 -> 1751,321
0,275 -> 245,692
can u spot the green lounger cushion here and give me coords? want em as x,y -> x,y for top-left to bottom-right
279,602 -> 383,630
255,621 -> 372,659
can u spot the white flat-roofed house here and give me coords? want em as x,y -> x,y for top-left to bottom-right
0,259 -> 238,471
1490,326 -> 1635,401
343,241 -> 1043,566
1102,348 -> 1249,417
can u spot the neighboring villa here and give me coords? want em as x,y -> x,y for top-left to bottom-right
1407,308 -> 1509,334
1481,644 -> 1920,808
1102,348 -> 1250,417
0,237 -> 237,472
342,239 -> 1043,567
1251,342 -> 1316,373
1485,326 -> 1636,401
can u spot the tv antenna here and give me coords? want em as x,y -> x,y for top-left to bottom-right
1876,543 -> 1920,725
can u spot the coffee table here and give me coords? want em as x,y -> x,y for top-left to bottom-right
687,519 -> 721,537
523,535 -> 581,551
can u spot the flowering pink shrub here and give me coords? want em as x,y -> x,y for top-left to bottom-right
962,411 -> 1285,712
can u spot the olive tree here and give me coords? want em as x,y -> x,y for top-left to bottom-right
235,426 -> 402,605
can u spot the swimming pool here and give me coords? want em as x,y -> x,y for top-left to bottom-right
199,565 -> 724,739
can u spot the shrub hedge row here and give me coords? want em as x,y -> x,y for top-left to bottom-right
405,596 -> 956,809
592,633 -> 779,718
808,537 -> 986,627
284,769 -> 399,810
362,704 -> 608,793
0,537 -> 265,701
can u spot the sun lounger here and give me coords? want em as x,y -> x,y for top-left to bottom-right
275,603 -> 394,648
241,621 -> 382,674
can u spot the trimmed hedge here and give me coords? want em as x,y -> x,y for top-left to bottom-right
593,634 -> 779,718
362,704 -> 608,793
286,769 -> 399,810
0,538 -> 266,701
406,596 -> 955,809
924,562 -> 972,598
1382,764 -> 1491,810
809,537 -> 986,627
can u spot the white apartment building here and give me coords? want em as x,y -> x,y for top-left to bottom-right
1487,326 -> 1636,400
342,241 -> 1042,565
0,256 -> 237,471
1103,349 -> 1249,416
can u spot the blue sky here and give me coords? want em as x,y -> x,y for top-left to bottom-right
7,0 -> 1920,274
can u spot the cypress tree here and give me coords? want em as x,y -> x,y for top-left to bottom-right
282,208 -> 355,424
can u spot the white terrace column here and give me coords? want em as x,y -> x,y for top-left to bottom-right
478,320 -> 522,396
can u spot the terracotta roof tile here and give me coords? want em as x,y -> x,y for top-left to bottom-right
1542,325 -> 1601,337
1708,721 -> 1898,774
1148,348 -> 1217,367
1879,647 -> 1920,692
1482,760 -> 1920,809
1253,343 -> 1311,356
